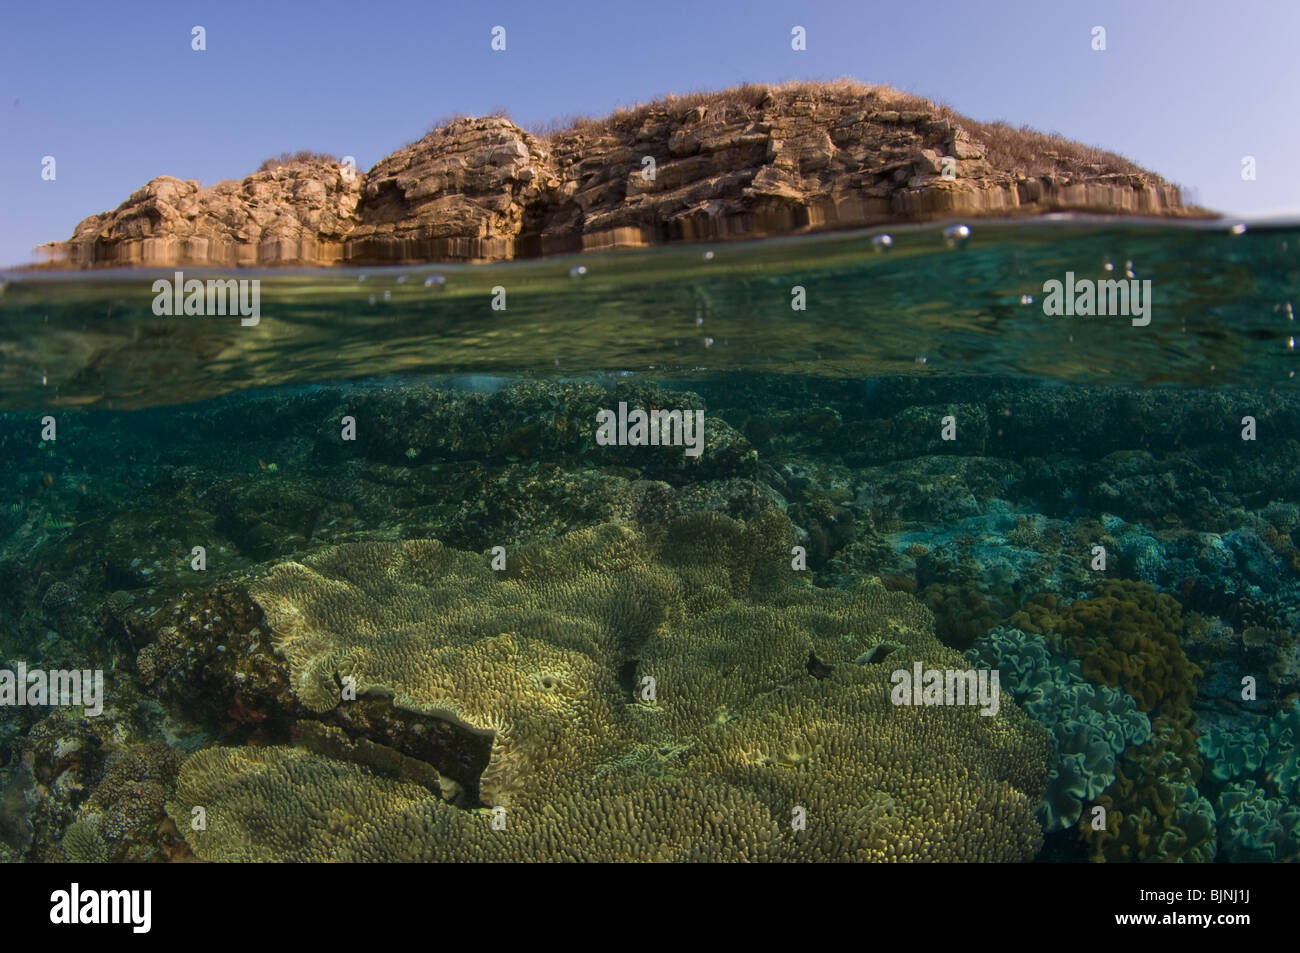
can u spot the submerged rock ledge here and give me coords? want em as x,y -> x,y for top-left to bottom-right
38,80 -> 1206,269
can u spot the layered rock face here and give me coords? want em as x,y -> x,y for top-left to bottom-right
42,82 -> 1200,268
55,161 -> 362,268
346,118 -> 551,263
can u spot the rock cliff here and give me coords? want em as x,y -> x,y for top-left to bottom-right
40,81 -> 1204,268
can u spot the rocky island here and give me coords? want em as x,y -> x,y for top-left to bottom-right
38,80 -> 1205,269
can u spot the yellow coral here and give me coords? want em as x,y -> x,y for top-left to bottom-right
176,511 -> 1051,861
1038,580 -> 1201,715
1081,711 -> 1214,862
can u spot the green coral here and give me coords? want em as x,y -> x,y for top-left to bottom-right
1262,702 -> 1300,798
1085,711 -> 1216,863
1198,718 -> 1273,785
172,510 -> 1052,861
60,817 -> 109,863
1199,702 -> 1300,796
967,626 -> 1150,832
1215,780 -> 1300,862
1197,701 -> 1300,861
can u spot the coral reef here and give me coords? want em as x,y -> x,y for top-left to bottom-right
1016,580 -> 1202,716
171,510 -> 1051,861
1083,711 -> 1216,863
2,703 -> 185,862
1214,781 -> 1300,862
56,743 -> 183,862
0,762 -> 36,860
3,372 -> 1298,863
1197,701 -> 1300,796
1195,701 -> 1300,860
966,627 -> 1150,832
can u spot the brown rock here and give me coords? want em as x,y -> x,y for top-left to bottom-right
38,80 -> 1208,269
914,149 -> 946,175
667,128 -> 701,157
950,138 -> 984,160
55,162 -> 360,268
346,117 -> 548,263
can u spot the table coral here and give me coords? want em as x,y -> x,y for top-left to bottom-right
171,510 -> 1052,861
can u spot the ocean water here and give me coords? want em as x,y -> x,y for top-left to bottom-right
0,219 -> 1297,863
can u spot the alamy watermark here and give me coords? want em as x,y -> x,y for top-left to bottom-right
595,401 -> 705,457
151,271 -> 260,326
50,883 -> 150,933
0,663 -> 103,716
1041,272 -> 1151,326
890,662 -> 1000,716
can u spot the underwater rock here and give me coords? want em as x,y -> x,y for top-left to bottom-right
134,582 -> 294,744
311,380 -> 757,481
0,761 -> 36,858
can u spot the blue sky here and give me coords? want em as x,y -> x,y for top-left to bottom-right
1,0 -> 1296,266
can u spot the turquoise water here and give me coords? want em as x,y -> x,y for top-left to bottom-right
0,220 -> 1297,862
